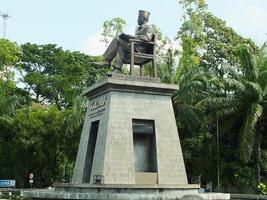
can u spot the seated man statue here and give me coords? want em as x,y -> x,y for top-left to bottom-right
93,10 -> 154,73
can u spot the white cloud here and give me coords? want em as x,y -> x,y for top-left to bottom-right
81,32 -> 107,56
245,5 -> 267,31
233,0 -> 267,31
225,0 -> 267,44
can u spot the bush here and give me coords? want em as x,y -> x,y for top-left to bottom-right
258,182 -> 267,195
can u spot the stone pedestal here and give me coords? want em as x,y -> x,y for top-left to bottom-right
22,74 -> 204,200
72,74 -> 188,186
22,184 -> 201,200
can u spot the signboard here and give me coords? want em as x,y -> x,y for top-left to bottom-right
89,96 -> 108,119
0,180 -> 16,188
29,173 -> 34,185
29,173 -> 34,179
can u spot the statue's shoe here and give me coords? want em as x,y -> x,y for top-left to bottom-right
92,61 -> 111,67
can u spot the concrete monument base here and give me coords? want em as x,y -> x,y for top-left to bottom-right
72,74 -> 189,185
21,74 -> 230,200
21,186 -> 230,200
22,183 -> 201,200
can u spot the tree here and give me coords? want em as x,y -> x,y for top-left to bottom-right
0,41 -> 108,187
0,39 -> 23,117
18,43 -> 105,108
177,0 -> 258,79
0,104 -> 81,187
174,44 -> 267,191
0,39 -> 20,80
175,0 -> 266,192
0,39 -> 28,157
101,17 -> 126,45
236,44 -> 267,186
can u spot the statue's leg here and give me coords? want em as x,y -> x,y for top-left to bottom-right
103,37 -> 130,61
103,37 -> 119,61
117,37 -> 130,52
113,47 -> 126,72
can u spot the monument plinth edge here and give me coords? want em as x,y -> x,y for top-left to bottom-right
82,73 -> 179,99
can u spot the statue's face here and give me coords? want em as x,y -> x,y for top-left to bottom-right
137,16 -> 146,25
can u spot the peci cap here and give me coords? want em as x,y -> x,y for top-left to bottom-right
139,10 -> 150,21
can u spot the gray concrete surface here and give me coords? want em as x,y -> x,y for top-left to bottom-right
72,74 -> 188,185
22,188 -> 232,200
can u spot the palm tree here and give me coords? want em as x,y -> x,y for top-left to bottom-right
237,43 -> 267,185
174,43 -> 267,190
174,64 -> 243,188
197,44 -> 267,187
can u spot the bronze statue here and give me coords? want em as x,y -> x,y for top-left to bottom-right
93,10 -> 154,73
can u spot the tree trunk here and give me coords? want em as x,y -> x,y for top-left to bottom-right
254,128 -> 262,185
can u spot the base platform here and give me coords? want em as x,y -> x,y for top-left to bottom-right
22,183 -> 201,200
21,183 -> 230,200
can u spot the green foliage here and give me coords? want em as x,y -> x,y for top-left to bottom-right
235,46 -> 267,165
258,182 -> 267,195
176,0 -> 267,191
101,17 -> 126,45
177,0 -> 258,80
262,150 -> 267,173
0,80 -> 18,116
0,41 -> 105,187
175,43 -> 267,189
238,103 -> 263,163
0,2 -> 266,192
19,43 -> 105,108
0,104 -> 80,187
148,25 -> 179,82
0,39 -> 20,80
0,39 -> 20,68
222,162 -> 254,186
179,0 -> 207,9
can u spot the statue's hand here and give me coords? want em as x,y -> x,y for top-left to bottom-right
119,33 -> 129,41
127,35 -> 136,39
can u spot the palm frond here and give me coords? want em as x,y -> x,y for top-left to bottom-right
238,46 -> 258,81
242,81 -> 262,102
238,103 -> 263,163
175,103 -> 202,132
196,97 -> 239,113
222,78 -> 245,92
258,70 -> 267,89
207,76 -> 225,90
178,66 -> 207,85
180,79 -> 207,91
261,150 -> 267,173
258,45 -> 267,72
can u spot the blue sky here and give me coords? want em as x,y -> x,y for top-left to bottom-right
1,0 -> 267,55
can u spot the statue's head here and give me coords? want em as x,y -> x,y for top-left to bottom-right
138,10 -> 150,25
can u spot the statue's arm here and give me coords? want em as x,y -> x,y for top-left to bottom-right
119,25 -> 154,42
119,33 -> 139,41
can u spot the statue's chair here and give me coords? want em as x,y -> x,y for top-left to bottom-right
123,34 -> 157,78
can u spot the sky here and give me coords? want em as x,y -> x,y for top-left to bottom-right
1,0 -> 267,56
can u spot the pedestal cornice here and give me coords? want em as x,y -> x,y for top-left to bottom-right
82,74 -> 179,99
